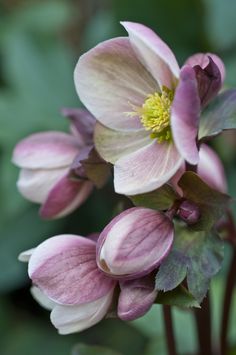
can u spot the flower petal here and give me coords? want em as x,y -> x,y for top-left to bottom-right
50,289 -> 114,334
18,248 -> 35,262
17,167 -> 67,204
74,37 -> 157,131
185,52 -> 225,83
118,274 -> 157,321
28,235 -> 115,305
97,207 -> 174,278
31,286 -> 56,311
121,22 -> 179,89
13,132 -> 80,169
94,122 -> 150,164
114,140 -> 183,195
171,65 -> 201,165
40,175 -> 93,219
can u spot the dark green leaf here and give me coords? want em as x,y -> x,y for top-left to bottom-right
129,184 -> 179,211
72,344 -> 122,355
156,285 -> 200,308
178,172 -> 230,231
155,224 -> 224,302
199,89 -> 236,139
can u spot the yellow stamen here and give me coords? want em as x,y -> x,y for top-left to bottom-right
131,86 -> 174,143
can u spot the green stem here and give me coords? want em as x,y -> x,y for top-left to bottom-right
162,305 -> 177,355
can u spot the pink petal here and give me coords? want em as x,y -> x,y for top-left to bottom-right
17,167 -> 67,204
74,37 -> 157,131
185,52 -> 225,83
13,132 -> 80,169
94,122 -> 150,164
28,235 -> 115,305
50,289 -> 114,334
118,274 -> 157,321
171,65 -> 201,165
97,207 -> 174,278
31,286 -> 56,311
40,175 -> 93,219
114,140 -> 183,195
121,22 -> 179,89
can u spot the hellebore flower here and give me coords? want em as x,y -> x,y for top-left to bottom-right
96,207 -> 174,279
19,234 -> 116,334
74,21 -> 225,195
118,273 -> 157,321
12,109 -> 95,219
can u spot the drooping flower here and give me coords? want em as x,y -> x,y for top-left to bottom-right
19,234 -> 116,334
96,207 -> 174,279
74,21 -> 225,195
12,109 -> 95,219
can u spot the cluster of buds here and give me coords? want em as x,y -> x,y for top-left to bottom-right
14,21 -> 236,335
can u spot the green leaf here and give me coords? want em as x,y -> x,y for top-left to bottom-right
71,344 -> 122,355
178,172 -> 230,231
129,184 -> 179,211
156,285 -> 200,308
199,89 -> 236,139
155,224 -> 224,302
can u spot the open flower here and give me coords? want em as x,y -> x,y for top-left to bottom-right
96,207 -> 174,279
74,21 -> 225,195
12,109 -> 95,219
19,234 -> 116,334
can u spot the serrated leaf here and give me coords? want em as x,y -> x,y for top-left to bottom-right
71,344 -> 121,355
129,184 -> 179,211
156,285 -> 200,308
178,172 -> 230,231
199,89 -> 236,139
155,224 -> 224,302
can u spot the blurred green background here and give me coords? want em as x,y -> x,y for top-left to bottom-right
0,0 -> 236,354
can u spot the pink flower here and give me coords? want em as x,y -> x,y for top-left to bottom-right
96,207 -> 174,279
12,109 -> 95,219
74,21 -> 225,195
19,234 -> 116,334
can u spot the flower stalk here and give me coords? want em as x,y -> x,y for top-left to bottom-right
163,305 -> 177,355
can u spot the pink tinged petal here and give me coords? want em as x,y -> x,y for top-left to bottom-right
12,132 -> 80,169
50,289 -> 114,335
74,37 -> 157,131
31,286 -> 56,311
18,248 -> 35,262
118,274 -> 157,321
114,140 -> 183,195
17,167 -> 67,204
40,175 -> 93,219
97,207 -> 174,279
193,57 -> 222,107
29,235 -> 115,305
198,144 -> 227,193
94,122 -> 150,164
185,52 -> 225,83
121,22 -> 179,89
171,65 -> 201,165
62,108 -> 95,145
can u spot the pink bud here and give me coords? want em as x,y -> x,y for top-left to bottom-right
96,207 -> 174,279
178,200 -> 201,225
118,274 -> 157,321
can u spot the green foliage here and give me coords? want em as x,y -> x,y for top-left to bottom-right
129,184 -> 179,211
178,172 -> 230,231
199,89 -> 236,139
156,286 -> 200,308
72,344 -> 122,355
155,224 -> 224,302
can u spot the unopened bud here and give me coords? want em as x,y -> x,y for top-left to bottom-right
178,200 -> 200,225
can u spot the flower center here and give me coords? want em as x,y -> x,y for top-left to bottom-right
138,87 -> 174,142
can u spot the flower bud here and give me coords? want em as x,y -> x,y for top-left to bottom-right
178,200 -> 200,225
96,207 -> 174,279
118,274 -> 157,321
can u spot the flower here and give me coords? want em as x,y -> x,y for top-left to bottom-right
74,21 -> 225,195
19,234 -> 116,334
12,109 -> 95,219
96,207 -> 174,279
